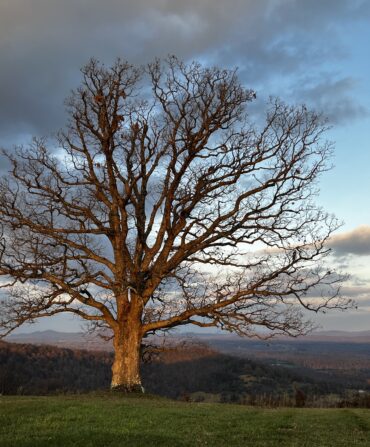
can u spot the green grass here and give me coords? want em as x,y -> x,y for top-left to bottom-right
1,394 -> 370,446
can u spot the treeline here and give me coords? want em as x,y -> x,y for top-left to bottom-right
0,341 -> 112,394
1,340 -> 370,407
142,349 -> 367,406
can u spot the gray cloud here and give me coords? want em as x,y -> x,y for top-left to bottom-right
329,226 -> 370,256
291,76 -> 369,124
0,0 -> 369,150
340,286 -> 370,300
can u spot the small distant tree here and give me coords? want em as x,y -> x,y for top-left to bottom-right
0,57 -> 350,392
294,385 -> 306,407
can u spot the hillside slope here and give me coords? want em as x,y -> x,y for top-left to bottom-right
1,340 -> 369,406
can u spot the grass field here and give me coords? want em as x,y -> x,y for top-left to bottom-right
1,394 -> 370,446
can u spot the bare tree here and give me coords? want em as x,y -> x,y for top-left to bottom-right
0,57 -> 350,392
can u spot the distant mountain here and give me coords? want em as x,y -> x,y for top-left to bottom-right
182,330 -> 370,343
292,330 -> 370,343
8,330 -> 81,341
6,328 -> 370,351
6,330 -> 113,351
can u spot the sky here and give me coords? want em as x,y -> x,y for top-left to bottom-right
0,0 -> 369,333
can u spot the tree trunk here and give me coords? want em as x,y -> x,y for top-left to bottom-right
111,323 -> 143,393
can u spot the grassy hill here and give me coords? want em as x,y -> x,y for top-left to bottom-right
1,395 -> 370,447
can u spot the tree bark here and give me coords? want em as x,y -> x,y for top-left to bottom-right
111,322 -> 143,393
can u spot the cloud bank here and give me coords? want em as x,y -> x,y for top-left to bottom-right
330,226 -> 370,257
0,0 -> 369,147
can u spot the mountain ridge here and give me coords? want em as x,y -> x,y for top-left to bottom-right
6,328 -> 370,350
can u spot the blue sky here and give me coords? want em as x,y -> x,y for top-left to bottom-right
0,0 -> 369,333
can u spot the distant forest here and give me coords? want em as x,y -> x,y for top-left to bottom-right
2,340 -> 370,407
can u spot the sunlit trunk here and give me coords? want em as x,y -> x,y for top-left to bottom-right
111,318 -> 143,393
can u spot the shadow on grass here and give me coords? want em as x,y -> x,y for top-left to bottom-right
10,432 -> 192,447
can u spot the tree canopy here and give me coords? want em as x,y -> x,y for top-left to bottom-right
0,57 -> 350,390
